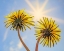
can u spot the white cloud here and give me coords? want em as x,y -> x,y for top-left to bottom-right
17,41 -> 23,49
3,45 -> 9,51
9,47 -> 18,51
9,36 -> 27,51
10,47 -> 14,51
17,36 -> 27,49
3,29 -> 9,42
22,36 -> 27,40
10,41 -> 14,45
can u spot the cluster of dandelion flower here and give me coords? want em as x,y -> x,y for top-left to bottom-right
35,17 -> 61,47
4,9 -> 61,51
4,9 -> 35,51
4,10 -> 34,31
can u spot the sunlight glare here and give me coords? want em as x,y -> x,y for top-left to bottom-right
25,0 -> 64,23
25,0 -> 53,21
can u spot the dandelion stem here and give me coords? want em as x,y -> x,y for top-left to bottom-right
35,34 -> 43,51
17,27 -> 30,51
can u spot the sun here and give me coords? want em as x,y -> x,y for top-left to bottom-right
33,9 -> 43,20
25,0 -> 64,23
25,0 -> 55,21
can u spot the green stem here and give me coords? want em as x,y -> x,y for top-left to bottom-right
17,27 -> 30,51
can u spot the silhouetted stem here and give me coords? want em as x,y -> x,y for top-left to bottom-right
35,35 -> 43,51
17,27 -> 30,51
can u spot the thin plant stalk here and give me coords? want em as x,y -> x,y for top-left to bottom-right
17,27 -> 30,51
35,34 -> 43,51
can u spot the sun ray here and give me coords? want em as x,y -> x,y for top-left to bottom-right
43,15 -> 64,24
40,0 -> 48,11
25,0 -> 35,11
36,0 -> 39,10
25,0 -> 64,24
26,10 -> 33,13
43,8 -> 56,14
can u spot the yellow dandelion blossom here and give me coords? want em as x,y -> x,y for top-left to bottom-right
4,9 -> 34,31
35,17 -> 61,47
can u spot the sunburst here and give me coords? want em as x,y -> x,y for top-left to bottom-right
25,0 -> 55,21
25,0 -> 64,23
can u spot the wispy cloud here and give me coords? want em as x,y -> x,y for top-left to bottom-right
10,47 -> 14,51
10,41 -> 14,45
9,36 -> 27,51
17,36 -> 27,49
3,29 -> 9,42
17,41 -> 23,49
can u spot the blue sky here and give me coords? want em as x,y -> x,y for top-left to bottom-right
0,0 -> 64,51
